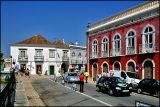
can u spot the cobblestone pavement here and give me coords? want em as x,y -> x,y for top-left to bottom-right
20,75 -> 51,106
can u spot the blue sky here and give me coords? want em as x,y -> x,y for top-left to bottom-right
1,1 -> 146,57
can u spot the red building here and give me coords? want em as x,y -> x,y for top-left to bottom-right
86,1 -> 160,81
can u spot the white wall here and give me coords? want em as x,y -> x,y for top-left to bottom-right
10,45 -> 70,76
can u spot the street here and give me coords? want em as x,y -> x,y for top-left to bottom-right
30,77 -> 159,106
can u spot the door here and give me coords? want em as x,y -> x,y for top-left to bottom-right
50,66 -> 54,75
36,65 -> 42,74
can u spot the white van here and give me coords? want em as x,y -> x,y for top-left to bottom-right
107,70 -> 141,90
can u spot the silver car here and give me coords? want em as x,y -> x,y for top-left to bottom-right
64,72 -> 80,83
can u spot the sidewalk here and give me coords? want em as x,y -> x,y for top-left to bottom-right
14,74 -> 29,106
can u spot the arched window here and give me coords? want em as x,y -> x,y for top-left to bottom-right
78,53 -> 82,59
144,26 -> 154,48
72,52 -> 75,58
126,31 -> 136,54
112,34 -> 121,56
92,40 -> 98,58
101,38 -> 108,57
113,61 -> 121,70
142,25 -> 155,53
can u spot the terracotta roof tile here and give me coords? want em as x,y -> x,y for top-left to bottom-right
15,34 -> 69,48
17,34 -> 52,45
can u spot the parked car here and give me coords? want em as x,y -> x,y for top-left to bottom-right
107,70 -> 141,90
137,79 -> 160,97
64,72 -> 80,83
96,76 -> 132,96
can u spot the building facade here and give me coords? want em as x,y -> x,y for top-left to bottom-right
10,35 -> 70,76
87,1 -> 160,81
69,43 -> 87,72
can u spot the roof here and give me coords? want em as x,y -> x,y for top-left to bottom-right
13,34 -> 69,48
87,1 -> 159,32
17,34 -> 51,45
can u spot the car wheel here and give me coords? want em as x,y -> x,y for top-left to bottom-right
108,88 -> 114,96
137,88 -> 142,94
96,86 -> 101,92
156,91 -> 160,98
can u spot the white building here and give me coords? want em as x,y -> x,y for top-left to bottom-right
69,42 -> 87,72
10,35 -> 70,76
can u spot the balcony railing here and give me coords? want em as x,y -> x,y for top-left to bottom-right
126,46 -> 135,55
62,56 -> 69,61
91,52 -> 98,58
139,43 -> 156,53
77,60 -> 83,64
18,55 -> 28,62
71,59 -> 77,64
110,48 -> 121,56
34,56 -> 44,61
101,51 -> 108,58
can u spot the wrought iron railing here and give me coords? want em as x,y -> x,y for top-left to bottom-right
18,55 -> 28,62
110,48 -> 121,56
101,51 -> 108,58
62,56 -> 69,61
0,72 -> 16,107
127,46 -> 135,55
139,43 -> 155,53
91,52 -> 98,58
34,56 -> 44,61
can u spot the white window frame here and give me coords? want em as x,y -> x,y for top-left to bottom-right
92,39 -> 98,58
49,49 -> 55,58
126,29 -> 136,55
101,36 -> 109,57
142,25 -> 155,53
112,33 -> 121,56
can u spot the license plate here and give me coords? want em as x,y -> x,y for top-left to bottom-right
123,90 -> 129,92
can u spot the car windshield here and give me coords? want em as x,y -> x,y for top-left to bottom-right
68,73 -> 78,76
126,72 -> 139,79
111,77 -> 125,83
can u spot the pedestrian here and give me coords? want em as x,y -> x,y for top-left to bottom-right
79,72 -> 85,93
25,68 -> 30,78
12,62 -> 20,83
84,71 -> 89,83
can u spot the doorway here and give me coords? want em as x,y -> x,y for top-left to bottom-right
50,66 -> 54,75
36,65 -> 42,74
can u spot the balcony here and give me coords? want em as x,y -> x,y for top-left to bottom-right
91,52 -> 98,59
126,47 -> 135,55
110,48 -> 121,56
18,55 -> 28,62
71,59 -> 77,64
62,56 -> 69,61
34,56 -> 44,62
101,51 -> 108,58
77,60 -> 83,64
139,43 -> 156,54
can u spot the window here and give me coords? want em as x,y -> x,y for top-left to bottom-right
19,49 -> 27,57
101,37 -> 108,57
63,50 -> 68,57
126,31 -> 136,54
72,52 -> 75,57
35,49 -> 43,56
78,53 -> 82,59
92,40 -> 98,58
19,50 -> 26,57
143,26 -> 154,49
113,34 -> 121,53
49,50 -> 55,58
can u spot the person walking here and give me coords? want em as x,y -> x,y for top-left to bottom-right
84,71 -> 89,83
12,62 -> 20,83
79,72 -> 85,93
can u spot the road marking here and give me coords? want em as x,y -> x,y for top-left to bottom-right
48,78 -> 112,106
